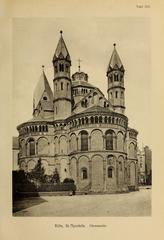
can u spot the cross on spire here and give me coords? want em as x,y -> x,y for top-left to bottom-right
78,59 -> 82,72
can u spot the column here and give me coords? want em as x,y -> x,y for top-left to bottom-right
88,136 -> 91,151
103,158 -> 107,192
103,135 -> 106,150
77,158 -> 79,191
89,159 -> 92,191
76,137 -> 79,151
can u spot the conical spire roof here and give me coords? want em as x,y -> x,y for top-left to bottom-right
107,44 -> 124,72
33,69 -> 53,109
53,31 -> 71,61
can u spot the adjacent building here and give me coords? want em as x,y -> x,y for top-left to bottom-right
12,136 -> 19,170
137,148 -> 146,185
137,145 -> 152,185
144,146 -> 152,185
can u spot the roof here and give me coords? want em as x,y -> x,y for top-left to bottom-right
12,136 -> 19,149
128,127 -> 138,133
72,80 -> 96,89
27,115 -> 54,123
107,45 -> 124,71
72,71 -> 88,82
81,105 -> 111,114
33,71 -> 53,109
53,33 -> 71,61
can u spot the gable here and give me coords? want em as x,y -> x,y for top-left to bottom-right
73,88 -> 114,114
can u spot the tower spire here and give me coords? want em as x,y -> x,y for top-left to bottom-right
107,44 -> 125,114
107,43 -> 124,72
52,31 -> 72,120
53,31 -> 71,62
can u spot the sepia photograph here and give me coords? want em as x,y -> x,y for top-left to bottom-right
12,18 -> 152,217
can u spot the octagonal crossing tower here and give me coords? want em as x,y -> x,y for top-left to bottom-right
53,31 -> 72,120
107,44 -> 125,114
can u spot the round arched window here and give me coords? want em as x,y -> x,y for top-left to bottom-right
105,130 -> 114,150
108,167 -> 113,178
81,168 -> 88,180
80,131 -> 88,151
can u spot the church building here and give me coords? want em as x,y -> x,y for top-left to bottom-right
17,31 -> 138,193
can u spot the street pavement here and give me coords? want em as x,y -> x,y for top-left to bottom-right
13,187 -> 151,217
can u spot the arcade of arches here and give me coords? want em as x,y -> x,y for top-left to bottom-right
18,128 -> 137,192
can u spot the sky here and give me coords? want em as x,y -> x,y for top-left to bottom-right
12,18 -> 151,148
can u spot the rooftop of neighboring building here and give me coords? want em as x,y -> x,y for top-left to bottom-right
12,136 -> 19,150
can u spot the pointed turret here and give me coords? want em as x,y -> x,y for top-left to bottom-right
107,44 -> 125,115
53,31 -> 71,62
33,66 -> 53,118
107,43 -> 124,73
53,31 -> 72,120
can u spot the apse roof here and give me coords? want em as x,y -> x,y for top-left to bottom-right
72,80 -> 96,88
81,105 -> 111,113
27,115 -> 54,123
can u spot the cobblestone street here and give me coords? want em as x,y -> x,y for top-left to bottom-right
13,187 -> 151,217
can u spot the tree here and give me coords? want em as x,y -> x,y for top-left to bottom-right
51,168 -> 60,184
63,178 -> 74,184
29,158 -> 45,186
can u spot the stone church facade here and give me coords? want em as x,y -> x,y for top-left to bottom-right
17,31 -> 138,193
